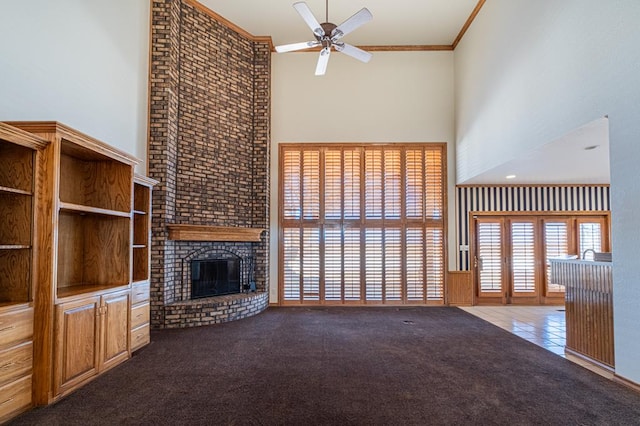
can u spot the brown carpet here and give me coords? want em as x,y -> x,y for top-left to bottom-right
10,307 -> 640,425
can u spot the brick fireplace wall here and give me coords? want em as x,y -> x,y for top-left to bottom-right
148,0 -> 270,328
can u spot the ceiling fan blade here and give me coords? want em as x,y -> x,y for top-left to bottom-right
275,40 -> 321,53
331,8 -> 373,41
315,47 -> 331,76
334,42 -> 372,63
293,2 -> 324,38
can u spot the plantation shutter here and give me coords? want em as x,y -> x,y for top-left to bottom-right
280,144 -> 445,305
365,228 -> 383,301
477,220 -> 502,294
511,221 -> 536,294
384,228 -> 402,301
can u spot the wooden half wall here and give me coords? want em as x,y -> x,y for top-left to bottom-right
447,271 -> 473,306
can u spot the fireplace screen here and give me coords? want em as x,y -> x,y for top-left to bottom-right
191,258 -> 241,299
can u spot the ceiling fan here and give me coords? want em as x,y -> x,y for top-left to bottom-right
275,1 -> 373,76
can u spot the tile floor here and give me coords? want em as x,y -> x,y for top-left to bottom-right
459,305 -> 614,379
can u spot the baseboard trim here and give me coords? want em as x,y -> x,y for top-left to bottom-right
614,374 -> 640,393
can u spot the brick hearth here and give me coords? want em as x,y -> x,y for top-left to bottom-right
148,0 -> 270,328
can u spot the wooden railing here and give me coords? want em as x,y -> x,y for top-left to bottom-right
551,259 -> 614,368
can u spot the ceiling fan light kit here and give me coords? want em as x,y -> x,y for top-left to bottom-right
275,1 -> 373,76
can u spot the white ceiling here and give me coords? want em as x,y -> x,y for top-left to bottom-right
461,118 -> 611,185
195,1 -> 611,186
197,0 -> 480,46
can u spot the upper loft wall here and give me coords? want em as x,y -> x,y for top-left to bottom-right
454,0 -> 640,387
454,0 -> 639,184
0,0 -> 149,171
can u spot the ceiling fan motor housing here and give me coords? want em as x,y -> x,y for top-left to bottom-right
318,22 -> 338,48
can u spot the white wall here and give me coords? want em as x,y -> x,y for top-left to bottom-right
455,0 -> 640,385
0,0 -> 149,172
270,50 -> 456,302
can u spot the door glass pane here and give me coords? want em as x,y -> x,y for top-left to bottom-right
477,222 -> 502,293
511,222 -> 536,294
579,222 -> 602,259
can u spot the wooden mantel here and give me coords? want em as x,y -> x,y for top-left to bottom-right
167,224 -> 265,242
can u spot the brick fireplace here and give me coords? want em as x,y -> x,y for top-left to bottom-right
148,0 -> 270,328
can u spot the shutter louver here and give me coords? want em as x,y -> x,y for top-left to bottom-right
406,228 -> 425,301
283,151 -> 301,219
365,151 -> 383,219
425,150 -> 443,219
478,222 -> 502,293
324,227 -> 342,301
344,149 -> 360,220
384,150 -> 401,219
302,151 -> 320,220
384,228 -> 402,301
511,222 -> 536,293
283,228 -> 301,300
302,228 -> 320,300
365,228 -> 383,300
325,150 -> 342,220
406,150 -> 424,219
426,227 -> 444,300
343,228 -> 361,300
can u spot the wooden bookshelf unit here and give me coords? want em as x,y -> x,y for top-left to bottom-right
0,123 -> 49,422
131,175 -> 157,351
2,121 -> 153,411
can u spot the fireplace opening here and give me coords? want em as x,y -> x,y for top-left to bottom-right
191,258 -> 241,299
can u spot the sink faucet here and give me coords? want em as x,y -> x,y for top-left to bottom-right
582,248 -> 596,260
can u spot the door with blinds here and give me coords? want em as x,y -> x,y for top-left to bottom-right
473,214 -> 609,305
279,144 -> 446,305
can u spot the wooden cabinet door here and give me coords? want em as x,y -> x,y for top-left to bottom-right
54,296 -> 100,397
100,290 -> 130,371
